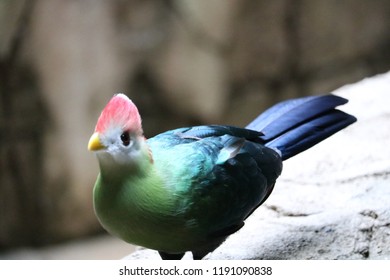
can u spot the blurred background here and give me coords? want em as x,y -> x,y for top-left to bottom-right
0,0 -> 389,259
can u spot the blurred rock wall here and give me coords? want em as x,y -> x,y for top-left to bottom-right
1,0 -> 389,249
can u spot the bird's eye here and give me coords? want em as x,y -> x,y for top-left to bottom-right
120,131 -> 131,146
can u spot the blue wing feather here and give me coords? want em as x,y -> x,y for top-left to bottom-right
148,126 -> 281,238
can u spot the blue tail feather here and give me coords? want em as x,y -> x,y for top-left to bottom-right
246,94 -> 356,160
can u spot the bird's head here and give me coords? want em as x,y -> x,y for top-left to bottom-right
88,94 -> 148,167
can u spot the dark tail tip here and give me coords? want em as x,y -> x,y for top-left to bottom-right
269,110 -> 356,160
247,94 -> 356,160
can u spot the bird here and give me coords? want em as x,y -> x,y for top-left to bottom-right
88,93 -> 356,260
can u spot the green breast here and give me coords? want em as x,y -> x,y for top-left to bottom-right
93,165 -> 211,253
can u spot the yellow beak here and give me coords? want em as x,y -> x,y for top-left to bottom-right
88,132 -> 105,151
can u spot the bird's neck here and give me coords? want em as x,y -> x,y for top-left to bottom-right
98,135 -> 166,205
93,137 -> 175,237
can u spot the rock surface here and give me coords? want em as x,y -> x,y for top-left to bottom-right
124,72 -> 390,260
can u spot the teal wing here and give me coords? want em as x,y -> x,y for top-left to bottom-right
147,125 -> 282,239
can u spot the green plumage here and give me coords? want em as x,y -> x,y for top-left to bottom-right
93,126 -> 282,258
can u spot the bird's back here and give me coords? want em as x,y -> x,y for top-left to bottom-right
147,126 -> 282,242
